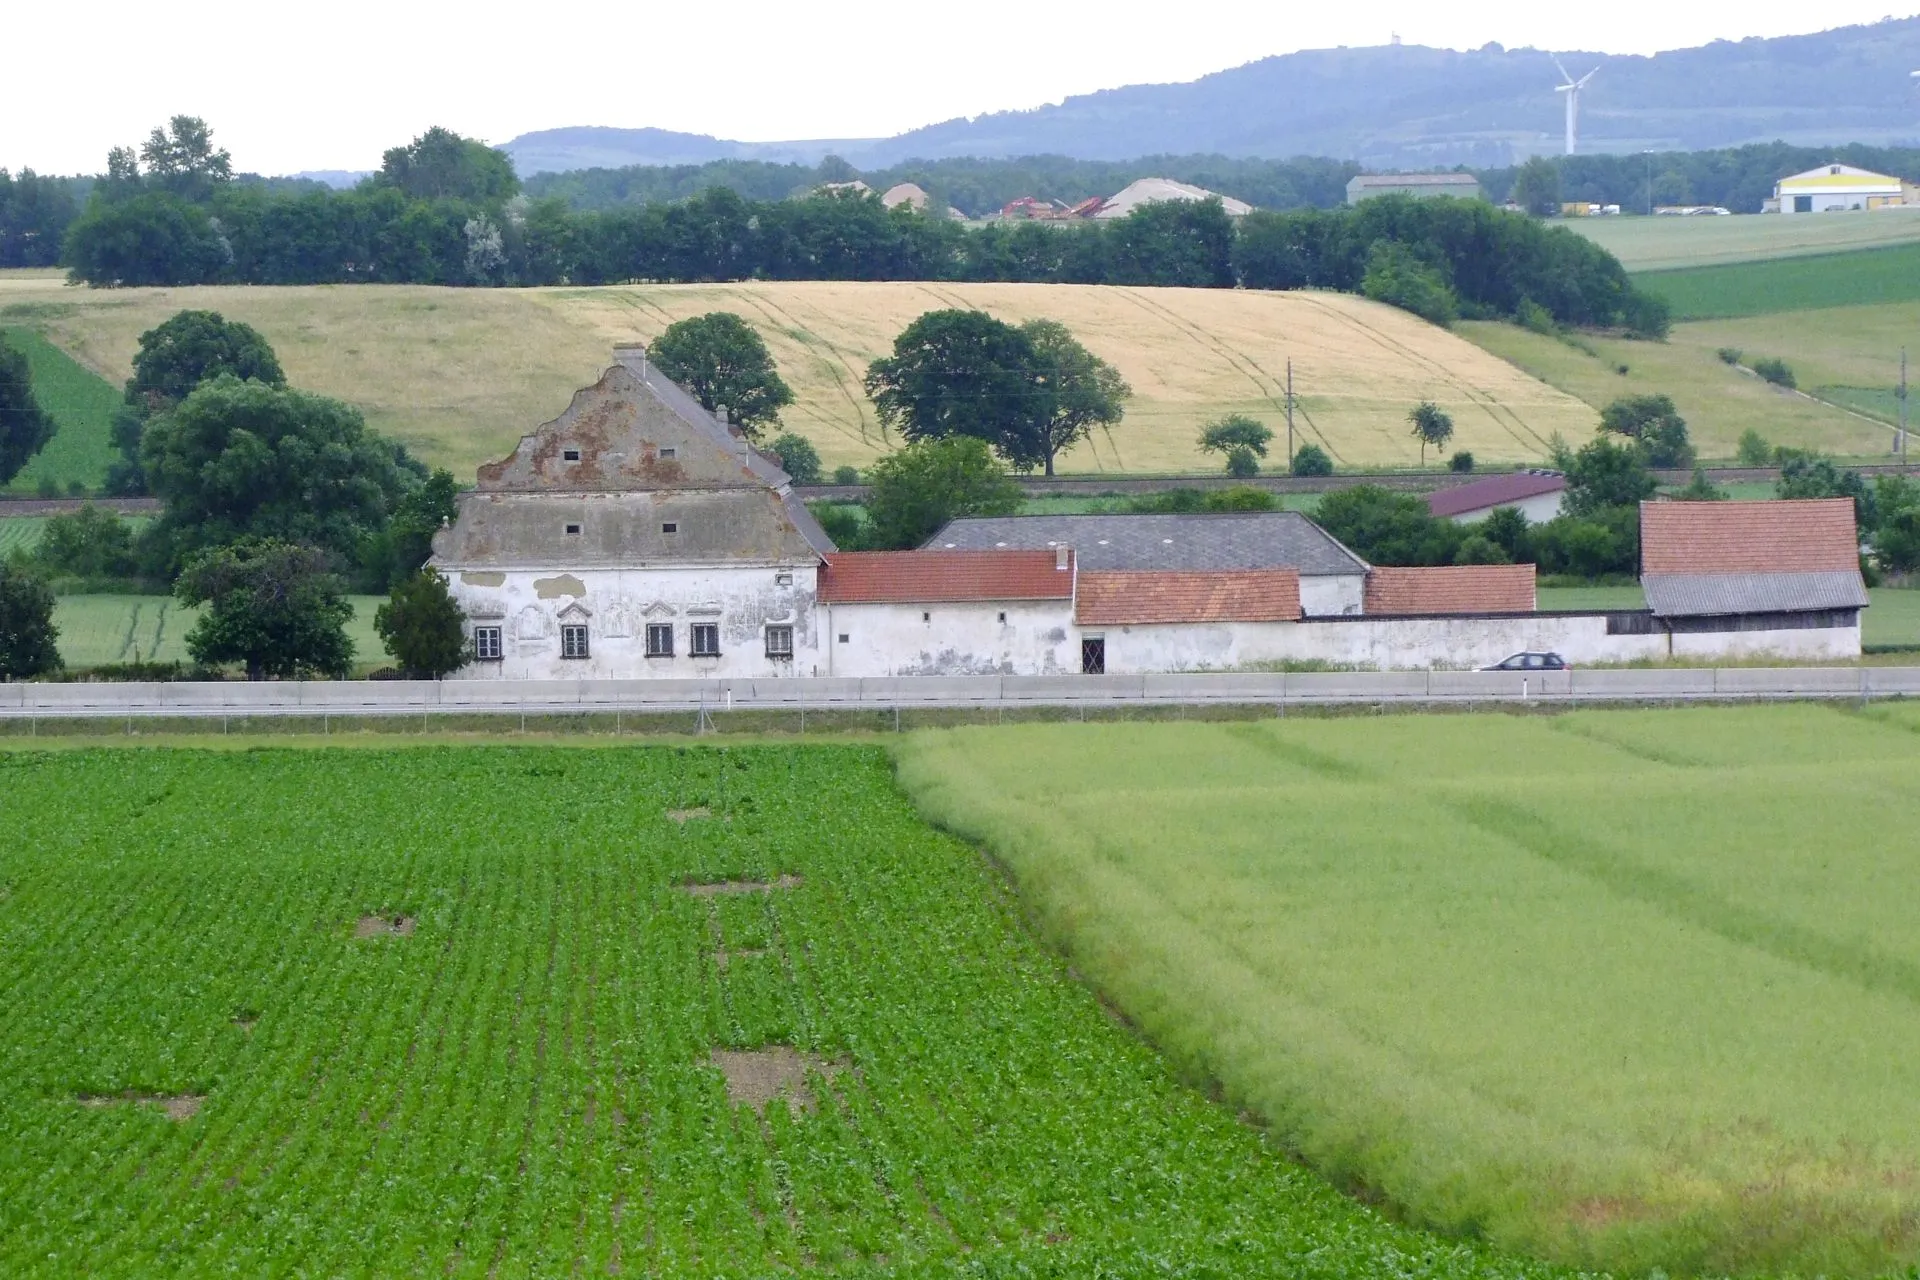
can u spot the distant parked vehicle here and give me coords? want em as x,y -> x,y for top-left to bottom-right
1482,652 -> 1568,671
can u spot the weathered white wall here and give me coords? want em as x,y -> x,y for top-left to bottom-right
448,564 -> 823,679
822,600 -> 1078,676
1670,624 -> 1860,661
1449,492 -> 1565,524
1301,573 -> 1366,617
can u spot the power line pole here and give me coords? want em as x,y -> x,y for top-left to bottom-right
1901,346 -> 1910,469
1285,359 -> 1295,468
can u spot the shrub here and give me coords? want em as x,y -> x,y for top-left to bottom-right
1614,364 -> 1630,376
1225,445 -> 1260,478
0,562 -> 61,679
1515,299 -> 1557,335
1751,357 -> 1796,389
1736,429 -> 1772,467
807,501 -> 868,550
1361,241 -> 1458,327
1599,394 -> 1693,470
1454,533 -> 1510,564
35,477 -> 58,499
1717,348 -> 1743,366
1290,443 -> 1333,477
832,465 -> 861,486
374,568 -> 469,679
1448,451 -> 1475,473
30,504 -> 139,580
766,433 -> 822,485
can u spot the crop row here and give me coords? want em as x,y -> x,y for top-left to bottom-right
0,745 -> 1575,1276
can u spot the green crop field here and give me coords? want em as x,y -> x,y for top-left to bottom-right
0,744 -> 1575,1277
1637,242 -> 1920,320
0,516 -> 47,558
897,705 -> 1920,1276
1569,212 -> 1920,272
1,326 -> 121,496
48,594 -> 386,670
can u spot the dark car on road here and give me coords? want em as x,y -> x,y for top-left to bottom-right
1482,651 -> 1569,671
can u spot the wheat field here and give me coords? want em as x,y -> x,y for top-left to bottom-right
0,274 -> 1596,477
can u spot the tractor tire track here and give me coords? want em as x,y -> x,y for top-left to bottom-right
730,289 -> 881,448
1116,288 -> 1345,462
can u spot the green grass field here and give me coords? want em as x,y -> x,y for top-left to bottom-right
896,705 -> 1920,1276
1569,212 -> 1920,272
0,516 -> 47,558
0,745 -> 1575,1277
48,594 -> 387,670
1637,242 -> 1920,321
1,326 -> 121,495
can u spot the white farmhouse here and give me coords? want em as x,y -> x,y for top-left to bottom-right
1771,164 -> 1908,214
432,346 -> 835,679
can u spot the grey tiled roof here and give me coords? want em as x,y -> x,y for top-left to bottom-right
1643,571 -> 1868,617
927,513 -> 1369,576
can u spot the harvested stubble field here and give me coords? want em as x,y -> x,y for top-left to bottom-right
0,744 -> 1570,1278
0,272 -> 1596,475
1569,212 -> 1920,273
896,704 -> 1920,1277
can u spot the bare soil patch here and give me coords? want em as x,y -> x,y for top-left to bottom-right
679,875 -> 802,897
665,806 -> 711,823
714,947 -> 767,971
79,1091 -> 205,1121
355,914 -> 416,939
709,1046 -> 846,1114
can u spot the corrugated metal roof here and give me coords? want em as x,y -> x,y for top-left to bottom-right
1075,571 -> 1301,625
1363,565 -> 1538,615
1643,571 -> 1869,617
928,513 -> 1368,576
1640,499 -> 1858,575
1348,174 -> 1482,189
1426,472 -> 1565,519
819,551 -> 1073,604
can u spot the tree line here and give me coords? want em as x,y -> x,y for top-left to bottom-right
1480,142 -> 1920,215
49,119 -> 1666,335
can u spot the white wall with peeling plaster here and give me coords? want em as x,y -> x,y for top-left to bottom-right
819,601 -> 1079,677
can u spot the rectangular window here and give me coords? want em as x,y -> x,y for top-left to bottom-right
661,522 -> 678,534
775,572 -> 793,586
473,626 -> 502,660
765,625 -> 794,659
561,624 -> 590,660
562,448 -> 581,461
1080,636 -> 1106,675
691,623 -> 721,657
565,523 -> 581,536
645,623 -> 674,657
659,447 -> 676,460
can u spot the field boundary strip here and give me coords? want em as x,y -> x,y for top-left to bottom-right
2,666 -> 1916,721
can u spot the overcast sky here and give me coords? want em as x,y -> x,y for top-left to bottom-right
7,1 -> 1916,175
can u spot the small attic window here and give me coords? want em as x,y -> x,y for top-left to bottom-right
565,523 -> 581,536
659,447 -> 676,460
562,448 -> 581,462
661,522 -> 678,534
1831,165 -> 1842,175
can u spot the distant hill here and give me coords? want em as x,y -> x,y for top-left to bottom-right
502,17 -> 1920,174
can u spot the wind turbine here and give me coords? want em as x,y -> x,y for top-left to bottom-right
1552,55 -> 1600,156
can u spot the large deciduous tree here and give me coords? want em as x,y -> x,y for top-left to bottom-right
0,562 -> 61,679
138,116 -> 233,203
864,310 -> 1044,455
1008,319 -> 1129,476
864,436 -> 1021,550
1509,156 -> 1563,217
649,313 -> 795,441
60,192 -> 230,287
0,335 -> 55,487
141,376 -> 412,569
1599,394 -> 1694,469
374,127 -> 520,203
111,310 -> 286,495
1198,414 -> 1273,478
176,539 -> 353,680
375,568 -> 468,678
1562,435 -> 1658,516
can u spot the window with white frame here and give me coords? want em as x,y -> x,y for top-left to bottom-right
561,624 -> 590,659
473,626 -> 502,660
645,623 -> 673,657
691,623 -> 721,657
765,625 -> 793,659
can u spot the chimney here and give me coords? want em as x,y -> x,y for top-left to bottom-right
1055,544 -> 1071,571
612,343 -> 648,381
716,405 -> 730,427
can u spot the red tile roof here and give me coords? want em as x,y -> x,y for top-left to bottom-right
818,550 -> 1072,603
1363,564 -> 1537,615
1640,499 -> 1858,575
1074,571 -> 1301,625
1426,472 -> 1567,519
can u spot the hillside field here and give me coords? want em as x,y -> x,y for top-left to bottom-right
1458,320 -> 1892,459
1,325 -> 120,496
44,595 -> 387,671
1569,211 -> 1920,272
0,744 -> 1570,1277
1637,242 -> 1920,320
0,273 -> 1597,477
896,704 -> 1920,1276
